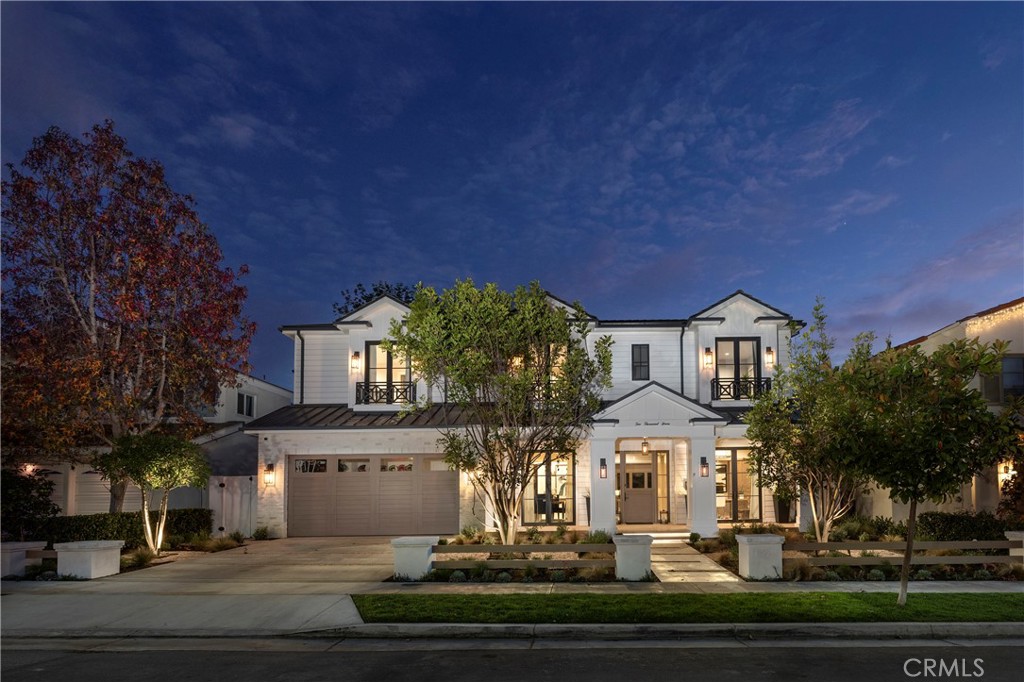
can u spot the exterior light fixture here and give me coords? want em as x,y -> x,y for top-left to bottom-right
263,463 -> 276,487
599,458 -> 608,479
765,346 -> 775,367
703,347 -> 714,369
699,456 -> 710,478
350,351 -> 361,372
641,438 -> 650,455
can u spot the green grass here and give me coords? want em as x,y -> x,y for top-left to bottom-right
353,593 -> 1024,624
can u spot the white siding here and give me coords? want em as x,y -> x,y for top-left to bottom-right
301,332 -> 349,404
599,328 -> 681,400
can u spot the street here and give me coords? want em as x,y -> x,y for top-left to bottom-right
3,639 -> 1021,682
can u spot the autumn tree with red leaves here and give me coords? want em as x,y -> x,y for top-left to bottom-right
2,121 -> 254,511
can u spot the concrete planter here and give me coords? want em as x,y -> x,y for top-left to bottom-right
53,540 -> 125,579
1,541 -> 48,578
613,534 -> 653,581
736,534 -> 784,580
392,536 -> 439,580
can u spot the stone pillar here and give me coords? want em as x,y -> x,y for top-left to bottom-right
589,435 -> 617,535
0,541 -> 47,578
392,536 -> 438,580
736,534 -> 784,580
689,435 -> 719,538
1006,531 -> 1024,565
53,540 -> 124,579
613,534 -> 653,581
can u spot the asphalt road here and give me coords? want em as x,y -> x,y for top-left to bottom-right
2,640 -> 1022,682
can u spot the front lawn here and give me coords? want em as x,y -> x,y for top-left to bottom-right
353,593 -> 1024,624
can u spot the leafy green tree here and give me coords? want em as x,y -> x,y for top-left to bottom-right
333,281 -> 419,318
94,434 -> 211,555
746,301 -> 871,542
0,468 -> 61,542
385,280 -> 613,544
844,338 -> 1024,605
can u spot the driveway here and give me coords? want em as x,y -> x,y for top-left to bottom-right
0,537 -> 396,637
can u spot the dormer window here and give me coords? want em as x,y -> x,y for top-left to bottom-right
357,341 -> 415,405
237,392 -> 255,417
712,338 -> 771,400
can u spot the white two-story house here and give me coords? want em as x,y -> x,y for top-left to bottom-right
247,290 -> 802,538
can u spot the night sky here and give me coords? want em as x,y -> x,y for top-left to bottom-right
3,2 -> 1021,389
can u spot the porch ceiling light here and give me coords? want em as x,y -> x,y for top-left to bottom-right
703,347 -> 713,369
641,438 -> 649,455
599,458 -> 608,479
350,351 -> 361,372
699,456 -> 710,478
765,346 -> 775,367
263,462 -> 276,487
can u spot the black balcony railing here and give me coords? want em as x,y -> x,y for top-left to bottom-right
712,377 -> 772,401
356,381 -> 416,405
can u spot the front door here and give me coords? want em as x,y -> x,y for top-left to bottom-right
620,450 -> 656,523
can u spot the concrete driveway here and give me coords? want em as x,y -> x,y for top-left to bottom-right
0,537 -> 396,637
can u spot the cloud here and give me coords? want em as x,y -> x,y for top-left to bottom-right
876,154 -> 912,169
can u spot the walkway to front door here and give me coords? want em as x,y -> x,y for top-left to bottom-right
642,538 -> 742,583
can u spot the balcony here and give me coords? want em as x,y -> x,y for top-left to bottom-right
712,377 -> 772,401
356,381 -> 416,405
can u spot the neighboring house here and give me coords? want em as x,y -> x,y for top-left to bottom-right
858,297 -> 1024,522
38,374 -> 292,537
246,291 -> 802,539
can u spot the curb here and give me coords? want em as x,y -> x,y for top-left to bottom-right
301,622 -> 1024,641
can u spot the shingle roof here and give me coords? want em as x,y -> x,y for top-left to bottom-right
245,403 -> 473,430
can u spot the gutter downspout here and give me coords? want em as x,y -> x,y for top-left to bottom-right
296,330 -> 305,405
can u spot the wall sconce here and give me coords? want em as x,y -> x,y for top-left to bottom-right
263,462 -> 276,487
350,351 -> 361,372
700,456 -> 710,477
765,346 -> 775,367
641,438 -> 649,455
599,458 -> 608,479
703,347 -> 714,369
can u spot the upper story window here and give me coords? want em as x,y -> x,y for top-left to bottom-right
631,344 -> 650,381
236,392 -> 255,417
712,338 -> 770,401
982,355 -> 1024,404
357,341 -> 415,405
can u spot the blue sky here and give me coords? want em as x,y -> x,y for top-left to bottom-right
3,2 -> 1021,389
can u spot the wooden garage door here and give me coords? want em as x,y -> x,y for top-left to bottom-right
287,455 -> 458,536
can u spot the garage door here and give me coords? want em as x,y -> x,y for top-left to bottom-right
287,454 -> 459,536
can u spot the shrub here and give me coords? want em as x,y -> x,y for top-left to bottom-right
917,510 -> 1017,541
718,528 -> 737,547
549,569 -> 567,582
252,526 -> 270,541
689,532 -> 701,544
866,569 -> 886,581
1,469 -> 61,541
824,570 -> 841,581
448,570 -> 467,583
555,521 -> 569,536
460,524 -> 479,539
437,537 -> 448,546
121,547 -> 156,569
496,571 -> 512,583
470,562 -> 489,580
836,565 -> 856,580
972,568 -> 992,580
40,508 -> 213,550
579,530 -> 612,545
914,569 -> 933,581
526,527 -> 542,543
229,530 -> 245,544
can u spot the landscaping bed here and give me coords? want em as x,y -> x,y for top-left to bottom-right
693,512 -> 1024,582
353,592 -> 1024,624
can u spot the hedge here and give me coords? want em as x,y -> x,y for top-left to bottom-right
916,510 -> 1023,542
40,508 -> 213,550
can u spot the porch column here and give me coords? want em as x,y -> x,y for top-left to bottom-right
689,434 -> 719,538
589,435 -> 617,535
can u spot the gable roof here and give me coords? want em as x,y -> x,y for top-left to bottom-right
688,289 -> 793,321
898,296 -> 1024,348
594,381 -> 729,424
335,293 -> 412,322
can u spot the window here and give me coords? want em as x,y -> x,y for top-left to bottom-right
358,341 -> 414,404
236,392 -> 255,417
523,453 -> 575,525
982,355 -> 1024,403
713,338 -> 768,400
715,449 -> 762,522
631,344 -> 650,381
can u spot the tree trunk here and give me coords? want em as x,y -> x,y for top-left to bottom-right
141,487 -> 157,554
155,490 -> 170,556
897,498 -> 918,606
108,480 -> 127,513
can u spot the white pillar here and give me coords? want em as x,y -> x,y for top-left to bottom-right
589,435 -> 617,535
613,534 -> 653,581
736,534 -> 784,580
392,536 -> 437,580
689,435 -> 719,538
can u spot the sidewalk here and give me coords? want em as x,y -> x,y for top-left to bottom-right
2,538 -> 1022,640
